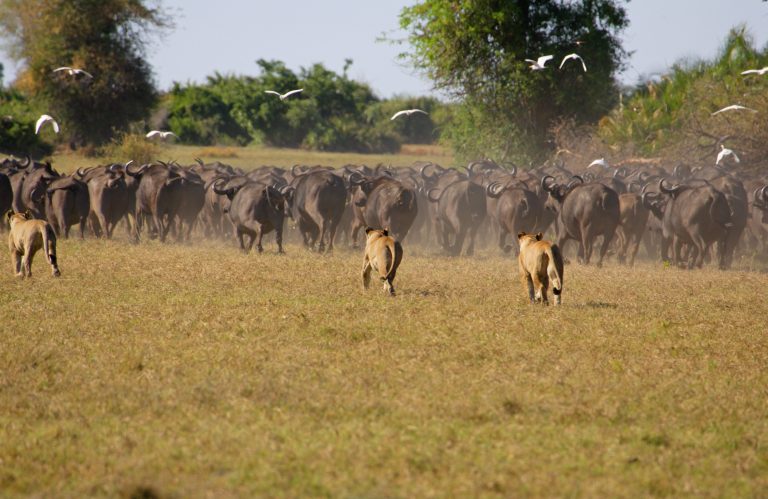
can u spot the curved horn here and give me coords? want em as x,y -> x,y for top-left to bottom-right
204,174 -> 230,191
486,181 -> 505,198
638,171 -> 650,182
348,171 -> 366,186
291,164 -> 305,177
420,162 -> 437,180
19,155 -> 30,168
642,191 -> 660,209
194,157 -> 204,166
659,178 -> 681,195
567,175 -> 584,189
426,187 -> 442,202
761,185 -> 768,202
613,167 -> 627,179
508,164 -> 517,177
108,163 -> 122,173
541,175 -> 557,193
212,179 -> 232,196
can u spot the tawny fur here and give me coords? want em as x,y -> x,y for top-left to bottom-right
517,231 -> 563,305
7,211 -> 61,278
361,228 -> 403,296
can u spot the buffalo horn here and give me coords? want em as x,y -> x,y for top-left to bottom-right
541,175 -> 557,193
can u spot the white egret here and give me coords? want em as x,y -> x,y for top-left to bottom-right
35,114 -> 60,135
264,89 -> 304,100
559,53 -> 587,72
524,55 -> 553,71
390,109 -> 428,120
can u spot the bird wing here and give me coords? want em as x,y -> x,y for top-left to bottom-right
35,115 -> 50,134
524,59 -> 537,65
50,119 -> 60,134
588,158 -> 606,168
77,69 -> 94,78
579,57 -> 587,72
732,151 -> 740,163
741,70 -> 760,75
146,131 -> 161,138
716,149 -> 726,165
162,132 -> 177,138
538,55 -> 553,66
53,67 -> 71,73
410,109 -> 428,115
264,90 -> 281,97
559,54 -> 576,69
391,110 -> 409,120
282,89 -> 304,99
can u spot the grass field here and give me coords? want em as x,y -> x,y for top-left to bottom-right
1,227 -> 767,497
47,143 -> 455,174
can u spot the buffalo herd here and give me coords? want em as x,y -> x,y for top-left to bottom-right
1,155 -> 767,270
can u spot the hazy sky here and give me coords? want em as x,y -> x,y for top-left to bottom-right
1,1 -> 766,98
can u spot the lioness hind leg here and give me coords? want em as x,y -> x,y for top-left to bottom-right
11,250 -> 22,278
382,277 -> 395,296
361,258 -> 372,290
22,251 -> 33,278
521,273 -> 535,304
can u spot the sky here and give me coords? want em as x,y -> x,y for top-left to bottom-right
1,1 -> 767,98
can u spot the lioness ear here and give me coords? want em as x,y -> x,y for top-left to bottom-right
364,227 -> 373,234
382,229 -> 389,236
517,231 -> 526,239
5,211 -> 12,222
536,232 -> 543,241
23,209 -> 32,219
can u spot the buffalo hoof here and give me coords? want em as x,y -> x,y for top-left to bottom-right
52,269 -> 61,277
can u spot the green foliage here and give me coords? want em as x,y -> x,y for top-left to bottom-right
166,82 -> 249,146
0,0 -> 171,146
164,61 -> 444,153
398,0 -> 629,164
599,27 -> 768,162
0,87 -> 52,156
100,132 -> 160,164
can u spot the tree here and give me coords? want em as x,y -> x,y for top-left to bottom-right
0,0 -> 171,147
399,0 -> 629,164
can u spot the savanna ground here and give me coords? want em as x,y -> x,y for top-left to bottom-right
1,145 -> 767,497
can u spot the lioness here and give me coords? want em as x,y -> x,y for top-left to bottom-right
362,227 -> 403,296
517,231 -> 563,305
7,211 -> 61,278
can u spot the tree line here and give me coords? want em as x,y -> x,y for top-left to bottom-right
0,0 -> 764,167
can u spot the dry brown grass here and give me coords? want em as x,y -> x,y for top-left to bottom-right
1,231 -> 767,497
47,143 -> 456,174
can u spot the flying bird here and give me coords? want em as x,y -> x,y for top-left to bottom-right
53,66 -> 93,79
711,104 -> 758,116
588,157 -> 609,169
264,89 -> 304,100
146,130 -> 177,141
35,114 -> 60,135
741,67 -> 768,76
716,145 -> 739,166
525,55 -> 554,71
390,109 -> 428,120
559,53 -> 587,72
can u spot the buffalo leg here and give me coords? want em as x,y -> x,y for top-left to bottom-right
95,212 -> 109,239
451,225 -> 467,257
276,226 -> 284,254
465,222 -> 480,256
255,226 -> 264,253
596,231 -> 614,267
326,218 -> 339,253
236,229 -> 246,252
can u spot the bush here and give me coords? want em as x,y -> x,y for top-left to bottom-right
100,133 -> 161,164
0,88 -> 52,157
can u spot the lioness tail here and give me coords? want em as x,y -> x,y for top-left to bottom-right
546,244 -> 564,296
